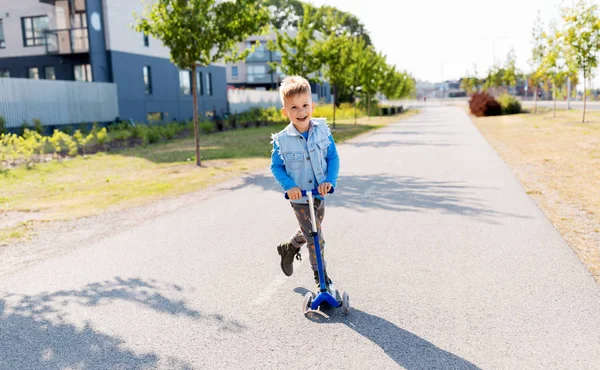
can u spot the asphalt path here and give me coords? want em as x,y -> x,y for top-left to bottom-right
1,107 -> 599,369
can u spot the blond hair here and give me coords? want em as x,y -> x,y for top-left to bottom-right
279,75 -> 312,105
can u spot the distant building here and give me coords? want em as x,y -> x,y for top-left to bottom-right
0,0 -> 228,124
224,32 -> 332,103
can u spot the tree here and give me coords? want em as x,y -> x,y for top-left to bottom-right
269,3 -> 322,79
264,0 -> 371,45
484,66 -> 505,94
460,74 -> 476,95
563,0 -> 600,122
504,48 -> 519,93
316,5 -> 372,46
359,50 -> 387,120
314,7 -> 357,127
347,36 -> 369,124
541,22 -> 567,117
135,0 -> 270,166
263,0 -> 304,30
383,68 -> 414,101
530,10 -> 546,115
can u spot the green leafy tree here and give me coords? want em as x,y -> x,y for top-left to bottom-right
542,22 -> 568,117
316,5 -> 372,45
504,48 -> 519,92
360,50 -> 387,119
263,0 -> 304,30
314,7 -> 356,127
563,0 -> 600,122
346,36 -> 369,124
484,66 -> 505,94
530,10 -> 547,114
135,0 -> 270,166
269,3 -> 322,79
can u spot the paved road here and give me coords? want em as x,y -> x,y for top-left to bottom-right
401,97 -> 600,112
521,100 -> 600,111
1,107 -> 599,369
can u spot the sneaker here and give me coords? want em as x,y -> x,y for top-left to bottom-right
277,242 -> 301,276
313,269 -> 332,290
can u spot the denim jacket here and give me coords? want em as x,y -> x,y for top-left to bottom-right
270,118 -> 340,204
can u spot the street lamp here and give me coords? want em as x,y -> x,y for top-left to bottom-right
481,36 -> 508,67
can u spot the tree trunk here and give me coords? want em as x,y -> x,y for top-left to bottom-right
367,94 -> 370,121
353,91 -> 357,125
332,84 -> 337,129
583,76 -> 587,123
192,64 -> 201,167
534,87 -> 538,115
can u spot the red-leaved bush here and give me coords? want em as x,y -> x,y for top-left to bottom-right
469,92 -> 502,117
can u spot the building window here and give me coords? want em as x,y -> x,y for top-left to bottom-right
247,65 -> 267,83
0,19 -> 6,48
179,70 -> 191,95
22,16 -> 49,46
231,66 -> 238,80
206,72 -> 212,96
197,71 -> 203,95
0,69 -> 9,78
74,64 -> 92,82
143,66 -> 152,94
147,112 -> 163,122
143,32 -> 149,47
44,66 -> 56,80
28,67 -> 40,79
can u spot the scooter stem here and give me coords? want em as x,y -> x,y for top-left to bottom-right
307,192 -> 327,292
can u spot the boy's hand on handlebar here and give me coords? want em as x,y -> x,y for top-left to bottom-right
318,182 -> 332,197
287,187 -> 302,200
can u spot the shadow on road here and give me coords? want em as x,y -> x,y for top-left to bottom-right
294,287 -> 481,370
0,277 -> 245,369
227,172 -> 527,224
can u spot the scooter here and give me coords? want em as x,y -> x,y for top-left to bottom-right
285,187 -> 350,317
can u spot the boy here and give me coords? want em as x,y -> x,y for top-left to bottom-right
270,76 -> 340,289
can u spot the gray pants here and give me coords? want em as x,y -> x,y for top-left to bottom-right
289,199 -> 326,271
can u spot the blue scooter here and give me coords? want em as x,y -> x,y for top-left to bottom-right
285,187 -> 350,317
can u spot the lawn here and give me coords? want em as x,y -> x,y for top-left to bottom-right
471,109 -> 600,281
1,112 -> 416,245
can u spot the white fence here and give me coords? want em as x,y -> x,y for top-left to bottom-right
0,78 -> 119,128
228,89 -> 318,114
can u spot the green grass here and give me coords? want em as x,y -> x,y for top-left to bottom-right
0,112 -> 415,244
0,221 -> 35,245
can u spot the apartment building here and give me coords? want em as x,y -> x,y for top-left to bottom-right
0,0 -> 228,123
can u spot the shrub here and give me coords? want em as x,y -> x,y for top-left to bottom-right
110,129 -> 133,142
146,126 -> 162,144
497,94 -> 522,115
469,92 -> 502,117
199,120 -> 215,134
0,115 -> 5,134
61,125 -> 74,135
33,119 -> 43,134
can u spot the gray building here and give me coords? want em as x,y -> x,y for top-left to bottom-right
0,0 -> 228,124
225,33 -> 332,103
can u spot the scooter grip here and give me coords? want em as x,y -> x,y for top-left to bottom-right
284,187 -> 335,199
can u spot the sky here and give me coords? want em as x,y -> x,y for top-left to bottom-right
308,0 -> 569,83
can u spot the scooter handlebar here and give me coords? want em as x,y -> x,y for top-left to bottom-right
284,187 -> 335,199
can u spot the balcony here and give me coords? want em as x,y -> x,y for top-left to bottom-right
245,52 -> 270,63
39,0 -> 86,12
247,74 -> 273,84
45,27 -> 89,55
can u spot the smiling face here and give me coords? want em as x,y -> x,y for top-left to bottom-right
281,92 -> 316,133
